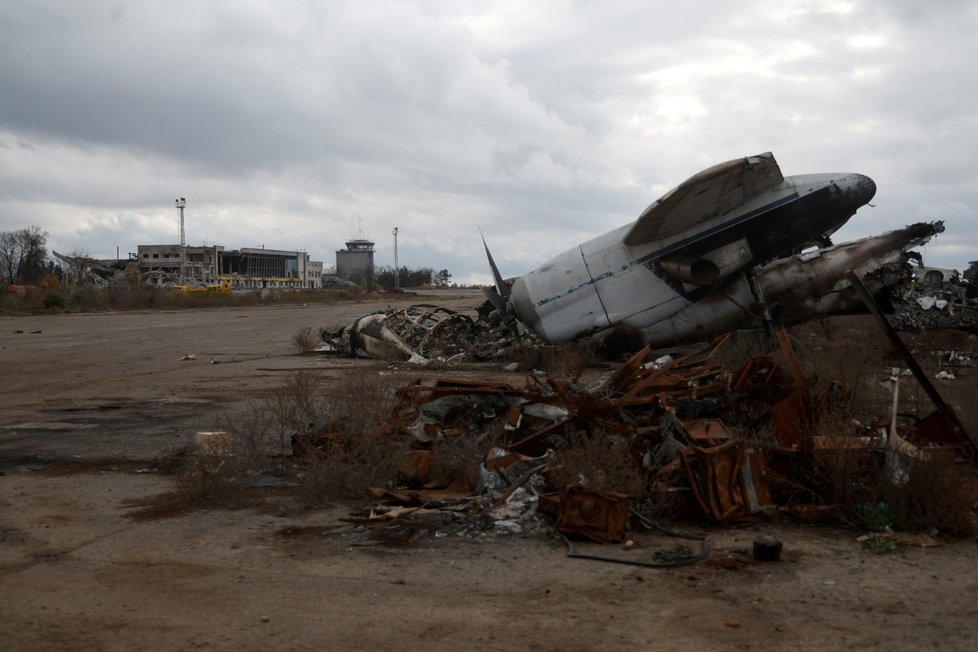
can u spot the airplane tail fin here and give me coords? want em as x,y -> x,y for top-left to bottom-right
481,232 -> 510,313
480,232 -> 520,336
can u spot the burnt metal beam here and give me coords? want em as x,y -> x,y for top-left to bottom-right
845,270 -> 975,459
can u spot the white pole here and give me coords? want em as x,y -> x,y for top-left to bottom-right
176,198 -> 187,282
392,227 -> 399,290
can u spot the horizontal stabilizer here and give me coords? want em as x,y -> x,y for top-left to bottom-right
624,152 -> 784,247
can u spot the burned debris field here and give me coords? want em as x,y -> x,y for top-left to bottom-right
2,291 -> 978,650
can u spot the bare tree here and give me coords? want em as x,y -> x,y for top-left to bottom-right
0,230 -> 16,285
0,226 -> 49,286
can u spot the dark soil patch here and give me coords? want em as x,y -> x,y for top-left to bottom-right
122,482 -> 297,521
33,456 -> 154,476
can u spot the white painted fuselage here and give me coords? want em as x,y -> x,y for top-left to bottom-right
507,171 -> 876,343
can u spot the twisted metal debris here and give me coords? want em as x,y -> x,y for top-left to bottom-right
296,313 -> 975,544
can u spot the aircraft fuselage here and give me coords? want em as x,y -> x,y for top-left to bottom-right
508,171 -> 876,342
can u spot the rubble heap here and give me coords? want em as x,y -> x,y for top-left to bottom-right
296,327 -> 976,543
860,257 -> 978,334
892,281 -> 978,334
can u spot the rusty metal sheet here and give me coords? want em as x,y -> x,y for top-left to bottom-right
396,378 -> 523,402
290,431 -> 342,458
775,328 -> 812,427
366,484 -> 474,505
678,440 -> 773,523
556,485 -> 630,543
769,394 -> 807,453
401,450 -> 435,485
743,448 -> 773,512
729,330 -> 814,453
682,418 -> 734,444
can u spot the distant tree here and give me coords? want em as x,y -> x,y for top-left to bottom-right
0,226 -> 49,285
964,261 -> 978,285
375,265 -> 434,289
45,260 -> 63,278
433,269 -> 453,287
403,267 -> 431,288
374,265 -> 394,288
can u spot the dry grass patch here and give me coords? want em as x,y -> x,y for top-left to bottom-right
295,371 -> 412,506
290,326 -> 320,355
135,370 -> 415,513
548,427 -> 646,496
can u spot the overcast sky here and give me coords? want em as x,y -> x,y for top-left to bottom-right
2,0 -> 976,283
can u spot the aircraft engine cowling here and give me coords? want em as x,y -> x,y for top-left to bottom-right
658,255 -> 719,286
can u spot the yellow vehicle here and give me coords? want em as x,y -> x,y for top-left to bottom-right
172,280 -> 231,294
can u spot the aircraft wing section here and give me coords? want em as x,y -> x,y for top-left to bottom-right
623,152 -> 784,247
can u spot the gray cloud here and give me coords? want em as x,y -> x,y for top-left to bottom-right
1,0 -> 977,283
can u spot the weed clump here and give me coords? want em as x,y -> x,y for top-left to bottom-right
296,371 -> 410,505
42,292 -> 65,310
879,456 -> 977,535
290,326 -> 319,355
811,444 -> 976,535
548,428 -> 646,496
158,371 -> 409,511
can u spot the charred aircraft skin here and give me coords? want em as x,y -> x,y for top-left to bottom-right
629,222 -> 944,348
490,152 -> 877,344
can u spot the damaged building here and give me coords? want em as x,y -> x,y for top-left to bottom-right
335,238 -> 376,286
136,244 -> 325,289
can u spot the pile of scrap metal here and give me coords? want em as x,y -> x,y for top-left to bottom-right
295,319 -> 976,543
316,304 -> 534,362
373,331 -> 812,539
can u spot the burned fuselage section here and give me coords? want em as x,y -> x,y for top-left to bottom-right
318,304 -> 528,362
628,221 -> 954,347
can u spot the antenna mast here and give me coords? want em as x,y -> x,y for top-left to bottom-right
175,197 -> 186,281
392,227 -> 399,290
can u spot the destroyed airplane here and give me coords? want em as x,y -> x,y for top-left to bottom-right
482,152 -> 878,345
319,154 -> 972,362
318,223 -> 959,362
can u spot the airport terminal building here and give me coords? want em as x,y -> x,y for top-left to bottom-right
137,244 -> 324,289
